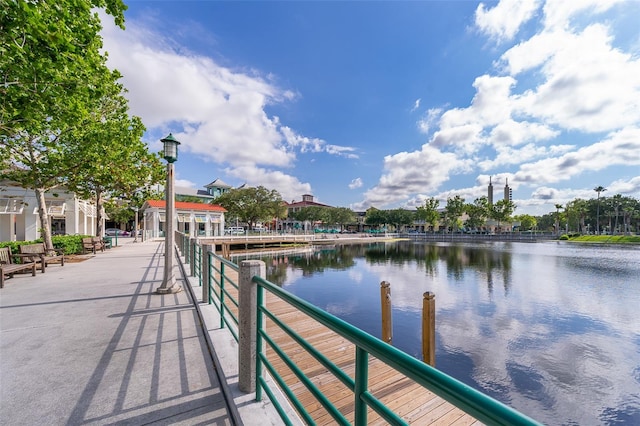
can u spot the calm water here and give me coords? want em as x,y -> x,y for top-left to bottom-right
234,241 -> 640,425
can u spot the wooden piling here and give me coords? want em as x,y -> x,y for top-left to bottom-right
380,281 -> 392,343
422,291 -> 436,366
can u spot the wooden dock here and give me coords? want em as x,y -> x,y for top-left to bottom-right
201,236 -> 312,257
214,266 -> 481,425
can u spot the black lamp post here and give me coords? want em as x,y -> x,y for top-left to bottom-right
156,133 -> 182,294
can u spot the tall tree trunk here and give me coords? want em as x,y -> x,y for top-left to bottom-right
35,188 -> 54,250
95,189 -> 105,237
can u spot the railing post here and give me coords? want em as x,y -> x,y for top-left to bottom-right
202,244 -> 215,303
380,281 -> 392,343
239,260 -> 265,393
189,238 -> 197,276
422,291 -> 436,366
354,347 -> 369,425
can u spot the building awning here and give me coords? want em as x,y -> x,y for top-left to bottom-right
195,214 -> 207,223
158,212 -> 166,222
177,213 -> 190,223
33,200 -> 66,216
79,202 -> 97,217
0,198 -> 25,214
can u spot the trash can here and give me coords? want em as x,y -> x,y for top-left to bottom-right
103,236 -> 113,249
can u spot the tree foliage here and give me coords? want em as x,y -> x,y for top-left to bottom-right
490,199 -> 516,232
214,186 -> 285,230
0,0 -> 130,247
444,195 -> 465,231
416,197 -> 440,230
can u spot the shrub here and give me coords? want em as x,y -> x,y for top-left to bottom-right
0,235 -> 90,255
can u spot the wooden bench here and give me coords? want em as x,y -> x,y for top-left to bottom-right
1,247 -> 37,288
92,236 -> 106,251
82,237 -> 96,254
82,237 -> 106,254
18,243 -> 65,273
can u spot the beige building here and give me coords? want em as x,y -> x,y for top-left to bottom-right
0,182 -> 101,242
142,200 -> 226,238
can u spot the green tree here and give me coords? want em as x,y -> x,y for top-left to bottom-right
554,203 -> 563,235
325,207 -> 357,231
387,209 -> 415,232
444,195 -> 465,232
594,185 -> 607,234
291,206 -> 329,230
416,197 -> 440,232
490,199 -> 516,233
513,214 -> 537,231
65,89 -> 164,236
464,197 -> 489,230
567,198 -> 588,233
0,0 -> 127,249
214,186 -> 285,230
365,207 -> 388,230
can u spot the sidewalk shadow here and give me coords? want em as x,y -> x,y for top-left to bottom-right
66,243 -> 231,425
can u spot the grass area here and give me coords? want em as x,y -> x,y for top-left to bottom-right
564,235 -> 640,244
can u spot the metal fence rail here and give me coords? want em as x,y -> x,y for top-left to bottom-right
252,275 -> 541,426
177,233 -> 541,425
207,252 -> 240,341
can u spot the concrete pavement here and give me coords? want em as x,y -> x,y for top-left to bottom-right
0,238 -> 285,425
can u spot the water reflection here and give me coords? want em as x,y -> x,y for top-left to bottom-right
234,242 -> 640,425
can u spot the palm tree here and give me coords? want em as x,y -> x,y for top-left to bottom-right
554,203 -> 563,235
594,186 -> 607,235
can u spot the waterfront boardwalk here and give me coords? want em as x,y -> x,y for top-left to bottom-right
0,239 -> 282,426
1,238 -> 481,425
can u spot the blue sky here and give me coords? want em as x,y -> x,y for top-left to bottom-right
100,0 -> 640,215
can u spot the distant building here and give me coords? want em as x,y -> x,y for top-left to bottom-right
203,179 -> 233,198
280,194 -> 332,232
504,178 -> 512,202
488,176 -> 494,206
0,180 -> 102,241
172,178 -> 233,203
141,199 -> 226,238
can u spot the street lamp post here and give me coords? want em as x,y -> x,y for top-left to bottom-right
156,133 -> 182,294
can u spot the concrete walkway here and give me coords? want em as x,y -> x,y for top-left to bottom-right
1,239 -> 238,425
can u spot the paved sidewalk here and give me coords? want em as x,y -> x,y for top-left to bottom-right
1,240 -> 232,425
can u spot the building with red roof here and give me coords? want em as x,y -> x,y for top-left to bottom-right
141,199 -> 226,238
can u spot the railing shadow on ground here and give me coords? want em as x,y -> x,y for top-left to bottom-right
65,242 -> 231,425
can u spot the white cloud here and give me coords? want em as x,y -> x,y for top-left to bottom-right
513,127 -> 640,185
411,98 -> 421,112
99,13 -> 354,199
506,25 -> 640,133
360,1 -> 639,212
541,0 -> 623,31
174,179 -> 196,188
475,0 -> 541,42
226,165 -> 311,203
354,146 -> 473,209
348,178 -> 363,190
478,142 -> 573,171
417,107 -> 442,135
280,126 -> 357,158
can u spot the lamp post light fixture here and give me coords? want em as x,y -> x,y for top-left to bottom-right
156,133 -> 182,294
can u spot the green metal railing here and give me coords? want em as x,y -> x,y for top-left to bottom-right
178,235 -> 541,425
253,275 -> 541,425
207,252 -> 240,342
193,243 -> 202,287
